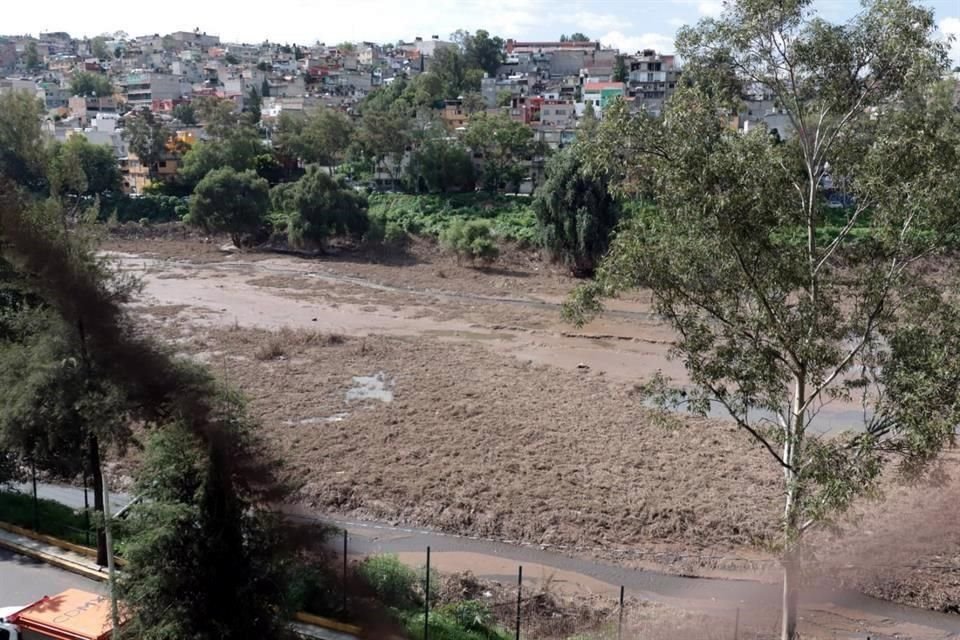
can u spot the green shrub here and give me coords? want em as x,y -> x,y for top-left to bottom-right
365,211 -> 409,247
400,610 -> 510,640
440,219 -> 499,265
357,554 -> 420,609
366,193 -> 537,244
439,600 -> 494,632
101,193 -> 187,223
0,490 -> 91,546
284,565 -> 341,617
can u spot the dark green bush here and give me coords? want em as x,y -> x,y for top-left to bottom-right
440,219 -> 499,265
101,194 -> 187,223
357,554 -> 420,609
367,193 -> 536,245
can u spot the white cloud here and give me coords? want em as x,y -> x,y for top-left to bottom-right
668,17 -> 689,28
565,11 -> 631,33
940,16 -> 960,66
599,30 -> 676,55
696,0 -> 724,18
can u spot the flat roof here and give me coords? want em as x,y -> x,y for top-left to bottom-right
9,589 -> 116,640
583,82 -> 625,91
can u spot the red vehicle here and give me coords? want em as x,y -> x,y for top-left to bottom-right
0,589 -> 124,640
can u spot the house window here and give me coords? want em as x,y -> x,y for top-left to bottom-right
595,99 -> 600,106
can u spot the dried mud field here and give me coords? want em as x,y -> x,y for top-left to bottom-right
106,231 -> 960,615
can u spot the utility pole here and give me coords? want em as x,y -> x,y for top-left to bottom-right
101,470 -> 120,639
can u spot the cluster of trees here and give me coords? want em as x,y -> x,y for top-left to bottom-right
0,89 -> 319,639
563,1 -> 960,638
0,91 -> 122,198
69,71 -> 114,98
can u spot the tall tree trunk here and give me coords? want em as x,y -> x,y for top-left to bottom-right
781,546 -> 799,640
88,433 -> 107,566
781,375 -> 805,640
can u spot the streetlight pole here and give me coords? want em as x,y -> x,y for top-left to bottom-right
101,470 -> 120,639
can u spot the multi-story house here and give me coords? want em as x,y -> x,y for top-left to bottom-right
580,82 -> 625,118
169,31 -> 220,49
504,39 -> 600,55
539,98 -> 576,129
627,50 -> 680,115
0,77 -> 40,97
68,95 -> 118,125
121,71 -> 191,108
440,98 -> 469,130
39,81 -> 70,110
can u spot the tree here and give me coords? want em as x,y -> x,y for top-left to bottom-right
260,78 -> 271,98
613,55 -> 628,83
0,91 -> 49,192
0,180 -> 295,630
23,41 -> 40,71
352,105 -> 411,186
463,29 -> 504,77
568,2 -> 960,638
0,195 -> 137,567
463,113 -> 535,193
49,136 -> 121,198
431,47 -> 472,97
570,33 -> 589,42
0,309 -> 132,564
496,90 -> 513,108
70,71 -> 114,97
274,108 -> 353,170
90,36 -> 110,60
123,109 -> 169,179
178,119 -> 263,189
579,100 -> 599,137
404,136 -> 475,193
533,146 -> 619,276
284,167 -> 369,248
224,52 -> 240,65
460,92 -> 486,115
246,86 -> 262,124
187,168 -> 269,247
118,422 -> 292,640
195,96 -> 243,138
172,102 -> 197,125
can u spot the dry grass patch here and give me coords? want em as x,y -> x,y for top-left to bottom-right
172,325 -> 782,562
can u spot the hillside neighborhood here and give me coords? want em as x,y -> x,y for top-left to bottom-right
0,28 -> 799,195
3,4 -> 960,640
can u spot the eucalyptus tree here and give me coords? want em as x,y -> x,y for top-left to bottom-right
568,2 -> 960,637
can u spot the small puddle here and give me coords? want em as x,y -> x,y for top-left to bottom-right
346,372 -> 394,403
422,329 -> 514,342
283,412 -> 351,426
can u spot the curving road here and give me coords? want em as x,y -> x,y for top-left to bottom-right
0,549 -> 102,607
17,482 -> 959,638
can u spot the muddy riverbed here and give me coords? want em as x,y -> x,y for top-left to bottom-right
104,235 -> 960,620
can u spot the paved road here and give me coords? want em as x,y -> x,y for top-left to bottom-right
0,549 -> 102,607
12,482 -> 131,512
288,509 -> 960,638
21,483 -> 960,637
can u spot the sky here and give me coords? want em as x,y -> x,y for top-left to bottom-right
4,0 -> 959,64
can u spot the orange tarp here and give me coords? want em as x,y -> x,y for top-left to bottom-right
8,589 -> 118,640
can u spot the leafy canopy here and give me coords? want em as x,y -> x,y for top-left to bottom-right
532,145 -> 619,276
187,167 -> 269,247
282,167 -> 369,248
569,2 -> 960,637
69,72 -> 113,97
463,113 -> 537,193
